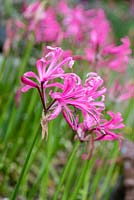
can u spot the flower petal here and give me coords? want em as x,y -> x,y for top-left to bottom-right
21,85 -> 34,92
21,76 -> 38,88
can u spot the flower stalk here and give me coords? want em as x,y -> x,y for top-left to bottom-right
10,129 -> 39,200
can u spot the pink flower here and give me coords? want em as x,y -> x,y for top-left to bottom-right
75,111 -> 124,142
88,9 -> 111,47
23,1 -> 45,21
17,1 -> 63,44
48,73 -> 82,128
86,36 -> 131,72
34,8 -> 63,43
49,73 -> 106,130
21,45 -> 125,158
101,37 -> 131,72
84,72 -> 106,101
58,1 -> 90,42
74,111 -> 124,159
21,46 -> 74,93
109,80 -> 134,102
58,0 -> 70,15
95,111 -> 125,141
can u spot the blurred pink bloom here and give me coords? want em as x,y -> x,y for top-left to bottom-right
89,9 -> 111,47
23,1 -> 45,21
84,9 -> 111,63
3,20 -> 19,54
109,80 -> 134,102
86,37 -> 131,72
35,8 -> 63,43
17,1 -> 63,44
58,0 -> 70,14
62,50 -> 72,59
101,37 -> 131,72
58,1 -> 90,42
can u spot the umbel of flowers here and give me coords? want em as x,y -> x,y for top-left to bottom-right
21,46 -> 124,159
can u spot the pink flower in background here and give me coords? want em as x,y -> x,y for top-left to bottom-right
58,0 -> 70,15
58,1 -> 90,42
22,1 -> 45,36
88,9 -> 111,47
101,37 -> 131,72
86,37 -> 131,72
35,8 -> 63,43
23,1 -> 43,19
109,80 -> 134,102
3,20 -> 20,54
23,0 -> 46,31
16,1 -> 63,44
84,9 -> 111,63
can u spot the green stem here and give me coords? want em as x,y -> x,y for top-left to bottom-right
70,160 -> 90,200
10,130 -> 39,200
62,157 -> 79,200
81,157 -> 96,200
0,55 -> 8,80
53,141 -> 80,200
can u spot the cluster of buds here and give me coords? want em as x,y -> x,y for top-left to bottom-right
21,46 -> 124,159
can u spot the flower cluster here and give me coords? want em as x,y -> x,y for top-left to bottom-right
85,37 -> 131,72
21,46 -> 124,159
3,0 -> 130,158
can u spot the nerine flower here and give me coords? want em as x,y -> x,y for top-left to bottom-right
58,0 -> 90,43
21,46 -> 125,159
95,111 -> 125,141
88,9 -> 111,47
101,37 -> 131,72
49,73 -> 106,130
76,111 -> 124,160
21,46 -> 74,93
15,1 -> 63,44
108,80 -> 134,102
86,36 -> 131,72
34,8 -> 63,43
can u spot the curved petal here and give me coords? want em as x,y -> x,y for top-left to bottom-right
48,104 -> 62,121
36,58 -> 48,81
24,71 -> 40,82
21,85 -> 34,92
21,76 -> 38,88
